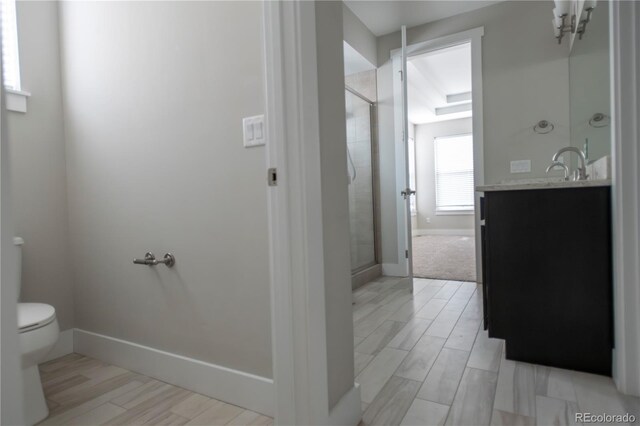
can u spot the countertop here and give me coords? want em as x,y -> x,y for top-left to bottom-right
476,178 -> 612,192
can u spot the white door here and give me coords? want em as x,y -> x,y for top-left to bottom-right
392,25 -> 414,284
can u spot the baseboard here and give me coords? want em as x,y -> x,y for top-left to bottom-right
352,264 -> 382,290
327,383 -> 361,426
43,328 -> 74,363
412,228 -> 475,237
382,263 -> 408,277
73,329 -> 274,417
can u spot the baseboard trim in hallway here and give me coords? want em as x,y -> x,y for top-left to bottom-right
382,263 -> 408,277
73,329 -> 274,417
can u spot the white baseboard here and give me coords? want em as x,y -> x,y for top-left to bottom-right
73,329 -> 274,417
382,263 -> 408,277
43,328 -> 74,363
327,383 -> 361,426
412,228 -> 475,237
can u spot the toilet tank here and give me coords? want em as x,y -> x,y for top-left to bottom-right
13,236 -> 24,300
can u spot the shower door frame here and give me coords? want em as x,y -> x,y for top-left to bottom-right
345,85 -> 382,277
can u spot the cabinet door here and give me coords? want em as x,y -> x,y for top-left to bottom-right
486,187 -> 612,375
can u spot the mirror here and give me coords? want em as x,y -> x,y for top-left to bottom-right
569,1 -> 610,164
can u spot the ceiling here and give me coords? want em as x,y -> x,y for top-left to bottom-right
407,42 -> 472,124
344,1 -> 502,37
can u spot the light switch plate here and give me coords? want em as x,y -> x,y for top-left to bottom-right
510,160 -> 531,173
243,115 -> 265,147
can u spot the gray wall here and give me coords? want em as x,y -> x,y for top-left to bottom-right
377,1 -> 571,264
316,1 -> 356,410
8,1 -> 74,330
414,118 -> 475,231
342,3 -> 378,68
59,1 -> 272,378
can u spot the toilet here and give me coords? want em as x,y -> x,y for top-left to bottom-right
15,237 -> 60,426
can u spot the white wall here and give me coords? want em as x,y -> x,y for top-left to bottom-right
59,1 -> 272,378
316,1 -> 356,410
414,118 -> 475,231
8,1 -> 74,331
377,1 -> 571,264
343,3 -> 377,68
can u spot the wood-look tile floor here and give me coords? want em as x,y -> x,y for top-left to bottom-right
354,276 -> 640,426
37,354 -> 273,426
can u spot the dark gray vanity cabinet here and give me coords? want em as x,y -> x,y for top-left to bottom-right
481,185 -> 613,376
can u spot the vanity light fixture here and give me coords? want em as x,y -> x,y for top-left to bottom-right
577,0 -> 597,40
552,0 -> 573,44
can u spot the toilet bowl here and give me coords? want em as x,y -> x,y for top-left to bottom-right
14,238 -> 60,425
19,303 -> 59,425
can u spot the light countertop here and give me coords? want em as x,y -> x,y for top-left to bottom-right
476,178 -> 612,192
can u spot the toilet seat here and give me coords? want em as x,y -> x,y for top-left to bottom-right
18,303 -> 56,333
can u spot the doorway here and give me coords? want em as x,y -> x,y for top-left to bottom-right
406,42 -> 477,282
391,28 -> 485,287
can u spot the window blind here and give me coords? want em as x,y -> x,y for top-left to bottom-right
434,134 -> 474,212
1,0 -> 20,90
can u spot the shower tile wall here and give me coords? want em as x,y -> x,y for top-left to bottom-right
345,70 -> 377,272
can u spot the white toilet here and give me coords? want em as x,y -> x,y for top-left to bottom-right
15,237 -> 60,426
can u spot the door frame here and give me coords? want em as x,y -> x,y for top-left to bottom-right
610,0 -> 640,396
390,27 -> 485,282
1,57 -> 26,426
262,1 -> 327,423
262,1 -> 361,424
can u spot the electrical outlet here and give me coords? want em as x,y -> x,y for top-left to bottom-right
426,217 -> 431,224
510,160 -> 531,173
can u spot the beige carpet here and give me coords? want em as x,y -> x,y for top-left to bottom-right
412,234 -> 477,282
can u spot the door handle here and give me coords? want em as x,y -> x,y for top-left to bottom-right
400,188 -> 416,199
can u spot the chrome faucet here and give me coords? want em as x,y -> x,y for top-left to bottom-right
549,147 -> 588,181
545,161 -> 570,181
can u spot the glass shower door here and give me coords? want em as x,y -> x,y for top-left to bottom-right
345,89 -> 377,272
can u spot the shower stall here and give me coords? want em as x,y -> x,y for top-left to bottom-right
345,70 -> 381,289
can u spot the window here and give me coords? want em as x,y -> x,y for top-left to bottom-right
434,134 -> 474,212
1,0 -> 20,90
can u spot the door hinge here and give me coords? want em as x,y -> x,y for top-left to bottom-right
399,70 -> 404,81
405,249 -> 409,259
268,168 -> 277,186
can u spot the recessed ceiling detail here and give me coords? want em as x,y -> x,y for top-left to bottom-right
436,103 -> 472,116
407,42 -> 472,124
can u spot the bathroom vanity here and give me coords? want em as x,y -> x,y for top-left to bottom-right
477,180 -> 613,376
